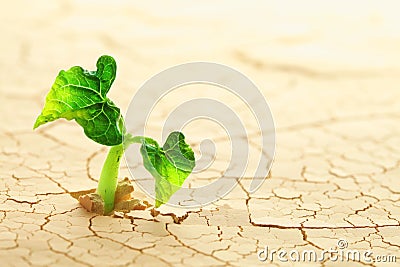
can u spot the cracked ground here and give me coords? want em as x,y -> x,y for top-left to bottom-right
1,1 -> 400,266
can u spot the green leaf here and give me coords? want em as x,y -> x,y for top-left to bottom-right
33,55 -> 124,146
140,132 -> 195,207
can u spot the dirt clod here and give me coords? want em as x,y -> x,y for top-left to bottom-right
114,177 -> 134,203
78,193 -> 105,215
76,178 -> 151,215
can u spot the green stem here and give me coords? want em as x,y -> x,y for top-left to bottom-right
96,134 -> 150,215
97,143 -> 124,214
123,135 -> 151,148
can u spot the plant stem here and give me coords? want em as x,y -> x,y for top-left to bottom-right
123,134 -> 150,148
97,143 -> 124,214
96,135 -> 149,215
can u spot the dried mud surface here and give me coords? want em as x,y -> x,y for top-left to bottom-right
1,1 -> 400,266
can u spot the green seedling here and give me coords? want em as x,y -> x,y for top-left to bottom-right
34,55 -> 195,214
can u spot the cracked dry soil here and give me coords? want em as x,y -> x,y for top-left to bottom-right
1,1 -> 400,266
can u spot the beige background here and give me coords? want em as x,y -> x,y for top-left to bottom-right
1,0 -> 399,266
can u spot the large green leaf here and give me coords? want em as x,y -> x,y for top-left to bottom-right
33,55 -> 124,146
140,132 -> 195,207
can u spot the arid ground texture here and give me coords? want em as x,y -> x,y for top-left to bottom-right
1,1 -> 400,266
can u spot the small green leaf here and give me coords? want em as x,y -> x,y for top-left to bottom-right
34,55 -> 124,146
140,132 -> 195,207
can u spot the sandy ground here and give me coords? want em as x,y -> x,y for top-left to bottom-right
1,1 -> 400,266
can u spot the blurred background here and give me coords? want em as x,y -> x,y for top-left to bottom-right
2,0 -> 400,132
0,1 -> 399,265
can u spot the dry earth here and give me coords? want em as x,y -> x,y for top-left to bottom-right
1,1 -> 400,266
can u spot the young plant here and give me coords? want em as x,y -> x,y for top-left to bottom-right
34,55 -> 195,214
